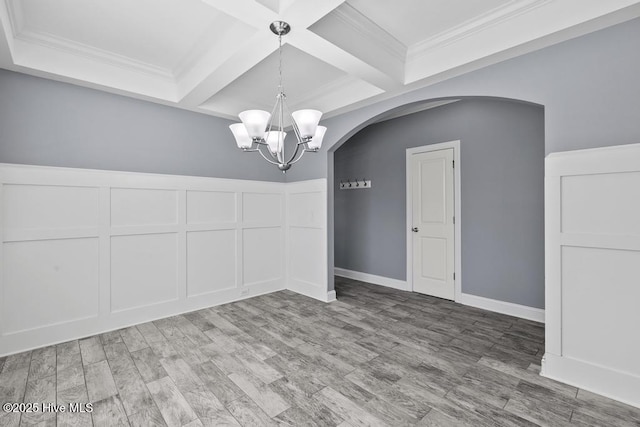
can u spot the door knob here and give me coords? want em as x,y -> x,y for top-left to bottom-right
412,227 -> 419,232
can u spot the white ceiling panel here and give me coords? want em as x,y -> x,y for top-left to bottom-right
19,0 -> 224,70
346,0 -> 512,46
208,44 -> 346,112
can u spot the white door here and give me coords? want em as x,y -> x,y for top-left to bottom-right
411,148 -> 455,300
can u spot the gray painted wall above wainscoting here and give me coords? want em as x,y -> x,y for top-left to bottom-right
285,17 -> 640,298
335,99 -> 545,309
0,69 -> 285,182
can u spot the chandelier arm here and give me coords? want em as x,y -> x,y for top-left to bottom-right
278,96 -> 285,164
256,145 -> 281,166
287,148 -> 314,166
283,142 -> 301,166
281,97 -> 305,144
267,95 -> 280,135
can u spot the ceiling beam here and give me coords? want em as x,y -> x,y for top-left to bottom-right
280,0 -> 346,28
182,0 -> 350,109
200,0 -> 278,30
178,28 -> 276,107
287,29 -> 401,91
0,1 -> 15,68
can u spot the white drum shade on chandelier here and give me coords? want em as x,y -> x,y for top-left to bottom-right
228,21 -> 326,172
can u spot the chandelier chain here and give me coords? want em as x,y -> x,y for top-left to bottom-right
278,34 -> 283,94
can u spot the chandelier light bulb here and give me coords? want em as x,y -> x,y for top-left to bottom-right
292,110 -> 322,138
308,126 -> 326,150
266,131 -> 286,154
229,123 -> 252,149
239,110 -> 271,139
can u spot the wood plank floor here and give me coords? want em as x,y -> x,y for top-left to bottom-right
1,277 -> 639,426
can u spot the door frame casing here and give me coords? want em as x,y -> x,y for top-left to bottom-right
406,140 -> 462,302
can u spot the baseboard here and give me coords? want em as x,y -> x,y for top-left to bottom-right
0,285 -> 286,358
542,353 -> 640,409
457,292 -> 545,323
335,268 -> 409,291
326,290 -> 337,302
288,279 -> 336,303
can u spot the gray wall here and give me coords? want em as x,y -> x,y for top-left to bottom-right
0,69 -> 285,182
334,99 -> 545,308
288,16 -> 640,181
286,17 -> 640,297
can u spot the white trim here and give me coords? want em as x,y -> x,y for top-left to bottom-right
331,3 -> 406,62
335,267 -> 544,323
406,140 -> 462,302
457,292 -> 545,323
542,353 -> 640,410
335,268 -> 409,291
326,290 -> 337,302
284,179 -> 332,304
407,0 -> 550,61
289,280 -> 336,302
543,142 -> 640,408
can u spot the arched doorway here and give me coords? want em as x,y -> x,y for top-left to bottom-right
330,97 -> 545,317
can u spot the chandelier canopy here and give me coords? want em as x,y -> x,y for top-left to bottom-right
229,21 -> 326,172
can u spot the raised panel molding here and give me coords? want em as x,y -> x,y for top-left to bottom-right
110,233 -> 179,313
111,188 -> 178,227
243,227 -> 283,286
0,165 -> 331,356
187,229 -> 237,296
2,184 -> 100,231
242,192 -> 283,224
286,179 -> 331,302
543,143 -> 640,409
2,238 -> 100,334
186,190 -> 236,224
0,165 -> 287,355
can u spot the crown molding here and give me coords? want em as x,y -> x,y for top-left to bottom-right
407,0 -> 551,64
5,0 -> 24,36
330,2 -> 406,63
15,29 -> 175,80
5,0 -> 174,80
289,74 -> 381,112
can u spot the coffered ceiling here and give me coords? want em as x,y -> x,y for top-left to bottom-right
1,0 -> 639,121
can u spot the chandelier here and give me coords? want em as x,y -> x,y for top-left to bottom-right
229,21 -> 326,173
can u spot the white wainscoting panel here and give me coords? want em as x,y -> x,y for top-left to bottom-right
3,184 -> 100,232
243,227 -> 283,286
110,233 -> 179,313
286,179 -> 333,302
561,246 -> 640,377
111,188 -> 178,227
3,238 -> 100,334
243,192 -> 282,224
186,191 -> 236,224
0,164 -> 289,356
543,143 -> 640,409
289,227 -> 325,285
187,230 -> 237,296
561,172 -> 640,236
